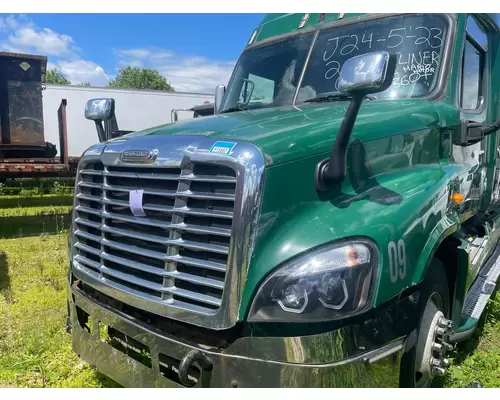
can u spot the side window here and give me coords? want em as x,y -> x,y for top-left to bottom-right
239,73 -> 275,105
460,16 -> 487,111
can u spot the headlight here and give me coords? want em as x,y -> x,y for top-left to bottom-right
247,239 -> 378,323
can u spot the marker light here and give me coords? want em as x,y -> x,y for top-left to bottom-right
450,192 -> 464,204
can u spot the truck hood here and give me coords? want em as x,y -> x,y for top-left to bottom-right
122,99 -> 446,166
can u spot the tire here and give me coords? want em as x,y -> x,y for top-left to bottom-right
399,259 -> 450,388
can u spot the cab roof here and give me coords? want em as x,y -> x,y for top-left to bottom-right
251,13 -> 369,44
250,13 -> 499,46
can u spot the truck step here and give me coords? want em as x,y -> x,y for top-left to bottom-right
462,253 -> 500,320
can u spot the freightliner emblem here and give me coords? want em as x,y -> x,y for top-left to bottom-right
120,149 -> 157,163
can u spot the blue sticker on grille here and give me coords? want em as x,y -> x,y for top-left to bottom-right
209,141 -> 237,155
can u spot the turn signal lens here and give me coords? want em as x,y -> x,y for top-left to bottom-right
450,193 -> 464,204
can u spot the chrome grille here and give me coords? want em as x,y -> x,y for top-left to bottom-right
72,161 -> 237,314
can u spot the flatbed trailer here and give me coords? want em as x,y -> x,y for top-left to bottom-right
0,98 -> 75,179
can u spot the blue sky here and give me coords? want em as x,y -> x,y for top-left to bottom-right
0,13 -> 266,92
1,13 -> 497,93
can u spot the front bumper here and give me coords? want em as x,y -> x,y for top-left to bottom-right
69,283 -> 406,388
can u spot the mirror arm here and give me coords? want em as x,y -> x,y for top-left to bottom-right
482,119 -> 500,136
94,120 -> 107,143
316,92 -> 365,189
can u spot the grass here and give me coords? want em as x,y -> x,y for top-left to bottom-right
0,234 -> 118,388
0,194 -> 73,209
0,204 -> 72,239
0,233 -> 498,387
0,206 -> 72,218
0,179 -> 74,197
0,178 -> 75,189
0,214 -> 71,239
0,187 -> 74,197
437,289 -> 500,388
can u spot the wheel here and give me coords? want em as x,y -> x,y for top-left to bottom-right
400,259 -> 454,388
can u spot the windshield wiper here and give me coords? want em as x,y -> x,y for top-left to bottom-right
304,93 -> 378,103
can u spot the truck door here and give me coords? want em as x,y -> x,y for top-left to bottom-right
454,15 -> 498,214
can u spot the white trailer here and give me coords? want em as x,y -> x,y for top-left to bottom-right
42,84 -> 214,157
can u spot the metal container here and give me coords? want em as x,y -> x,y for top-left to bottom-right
0,52 -> 47,147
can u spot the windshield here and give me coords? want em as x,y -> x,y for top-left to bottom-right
220,14 -> 449,113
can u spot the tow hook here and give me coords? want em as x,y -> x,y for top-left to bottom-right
430,317 -> 454,376
178,349 -> 213,387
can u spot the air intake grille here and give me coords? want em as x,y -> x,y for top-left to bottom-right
72,161 -> 236,314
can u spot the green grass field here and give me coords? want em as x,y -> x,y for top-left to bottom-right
0,235 -> 119,388
438,290 -> 500,388
0,194 -> 73,209
0,233 -> 498,387
0,178 -> 74,197
0,192 -> 73,239
0,205 -> 72,217
0,214 -> 71,239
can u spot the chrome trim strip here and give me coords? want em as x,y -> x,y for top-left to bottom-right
72,135 -> 265,330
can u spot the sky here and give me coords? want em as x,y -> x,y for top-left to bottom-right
0,13 -> 497,94
0,13 -> 266,93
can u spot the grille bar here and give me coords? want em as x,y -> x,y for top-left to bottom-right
101,252 -> 225,290
80,181 -> 236,202
75,205 -> 102,217
101,224 -> 230,254
75,242 -> 101,257
76,194 -> 234,219
76,266 -> 220,315
100,210 -> 232,236
103,169 -> 237,183
75,254 -> 100,270
75,217 -> 101,230
73,160 -> 236,314
79,170 -> 102,176
100,266 -> 222,307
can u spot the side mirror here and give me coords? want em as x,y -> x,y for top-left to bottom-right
85,98 -> 115,143
316,51 -> 396,191
85,98 -> 115,121
338,51 -> 396,95
214,85 -> 226,114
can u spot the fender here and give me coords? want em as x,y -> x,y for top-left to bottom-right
239,149 -> 461,317
411,210 -> 461,285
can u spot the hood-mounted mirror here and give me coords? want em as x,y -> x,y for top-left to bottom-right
315,51 -> 397,191
85,98 -> 116,143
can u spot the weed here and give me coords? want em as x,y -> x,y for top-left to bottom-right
0,235 -> 119,388
0,178 -> 74,197
438,289 -> 500,388
0,195 -> 73,209
0,206 -> 72,218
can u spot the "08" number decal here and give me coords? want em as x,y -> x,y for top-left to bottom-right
388,239 -> 406,283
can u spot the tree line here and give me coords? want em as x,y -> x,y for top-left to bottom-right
45,66 -> 175,92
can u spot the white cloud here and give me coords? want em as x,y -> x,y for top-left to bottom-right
0,15 -> 26,32
0,14 -> 107,86
0,15 -> 235,92
115,48 -> 235,93
50,59 -> 110,86
1,15 -> 78,57
8,26 -> 77,56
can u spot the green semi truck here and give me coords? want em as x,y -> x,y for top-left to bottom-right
67,13 -> 500,387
